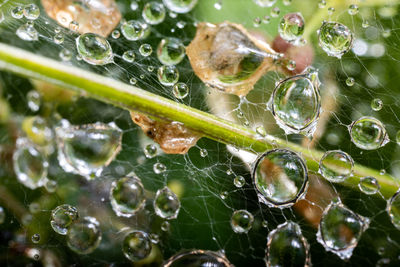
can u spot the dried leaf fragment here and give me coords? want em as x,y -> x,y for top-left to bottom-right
130,112 -> 201,154
186,22 -> 280,96
41,0 -> 121,37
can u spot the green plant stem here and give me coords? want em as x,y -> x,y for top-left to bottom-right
0,43 -> 398,198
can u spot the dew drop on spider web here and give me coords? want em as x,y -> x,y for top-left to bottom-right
53,33 -> 64,44
161,221 -> 170,231
130,1 -> 139,11
327,7 -> 335,15
278,13 -> 305,43
319,150 -> 354,183
317,200 -> 370,260
67,216 -> 102,254
253,0 -> 276,8
139,44 -> 153,57
318,21 -> 354,58
121,20 -> 148,41
371,98 -> 383,111
0,207 -> 4,224
142,2 -> 166,25
348,4 -> 359,16
122,50 -> 135,63
271,7 -> 280,17
199,148 -> 208,157
23,4 -> 40,20
122,231 -> 152,262
163,0 -> 198,13
346,77 -> 355,86
29,202 -> 40,214
230,210 -> 254,234
130,78 -> 137,85
16,21 -> 38,41
111,29 -> 120,39
266,221 -> 311,267
164,250 -> 232,266
253,149 -> 308,208
283,0 -> 292,5
13,138 -> 48,189
153,163 -> 167,174
349,116 -> 389,150
45,179 -> 57,193
55,120 -> 122,180
76,33 -> 113,65
60,48 -> 72,61
144,144 -> 157,158
318,0 -> 326,8
387,190 -> 400,230
157,37 -> 185,66
154,186 -> 180,220
158,65 -> 179,86
50,204 -> 79,235
31,233 -> 40,244
110,175 -> 146,217
233,175 -> 245,188
11,6 -> 23,19
173,82 -> 189,99
358,176 -> 380,195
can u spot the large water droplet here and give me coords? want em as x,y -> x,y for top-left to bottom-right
121,20 -> 148,41
317,200 -> 370,260
154,186 -> 180,220
266,221 -> 311,267
387,190 -> 400,230
76,33 -> 113,65
163,0 -> 198,13
110,174 -> 146,217
319,150 -> 354,183
23,4 -> 40,20
278,13 -> 305,43
157,37 -> 185,66
349,116 -> 389,150
16,21 -> 38,41
122,231 -> 152,262
164,250 -> 232,267
158,65 -> 179,86
252,149 -> 309,208
67,216 -> 102,254
11,6 -> 24,19
358,176 -> 380,195
253,0 -> 276,7
13,138 -> 48,189
142,2 -> 166,25
56,120 -> 123,180
318,21 -> 354,58
268,71 -> 321,136
230,209 -> 254,233
51,204 -> 79,235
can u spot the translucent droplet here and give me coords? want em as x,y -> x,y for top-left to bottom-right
348,4 -> 359,16
139,43 -> 153,57
67,216 -> 102,254
11,6 -> 24,19
69,20 -> 79,32
0,207 -> 5,224
144,144 -> 157,158
59,48 -> 72,61
76,33 -> 113,65
164,250 -> 232,267
349,116 -> 389,150
53,33 -> 64,44
121,20 -> 148,41
111,29 -> 120,39
158,65 -> 179,86
154,186 -> 180,220
153,163 -> 167,174
23,4 -> 40,20
131,1 -> 139,11
148,65 -> 155,72
230,210 -> 254,233
271,7 -> 280,17
346,77 -> 355,86
256,126 -> 266,136
163,0 -> 198,13
142,2 -> 166,25
253,149 -> 309,208
318,0 -> 326,8
51,204 -> 79,235
150,233 -> 159,244
27,90 -> 41,112
130,78 -> 137,85
157,37 -> 185,66
31,233 -> 40,244
319,150 -> 354,183
286,60 -> 296,71
278,13 -> 305,43
16,22 -> 38,41
266,221 -> 311,267
199,148 -> 208,157
122,50 -> 135,63
283,0 -> 292,6
161,221 -> 170,231
380,169 -> 386,175
45,179 -> 57,193
371,98 -> 383,111
122,231 -> 152,262
268,71 -> 321,136
317,200 -> 370,260
263,15 -> 271,24
362,21 -> 370,28
253,0 -> 276,7
220,191 -> 228,199
173,82 -> 189,99
327,7 -> 335,15
110,175 -> 146,217
55,120 -> 123,180
358,176 -> 380,195
388,190 -> 400,230
29,202 -> 40,214
253,17 -> 261,28
318,22 -> 354,58
13,138 -> 48,189
233,176 -> 245,188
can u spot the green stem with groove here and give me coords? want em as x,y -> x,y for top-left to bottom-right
0,43 -> 398,197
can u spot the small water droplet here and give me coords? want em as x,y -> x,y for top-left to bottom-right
111,29 -> 120,39
231,210 -> 253,233
76,33 -> 113,65
319,150 -> 354,183
157,37 -> 185,66
11,6 -> 24,19
51,204 -> 79,235
31,233 -> 40,244
173,82 -> 189,99
130,78 -> 138,85
16,21 -> 38,41
142,2 -> 166,25
139,43 -> 153,57
26,90 -> 41,112
362,21 -> 370,28
253,0 -> 276,7
23,4 -> 40,20
371,98 -> 383,111
220,191 -> 228,199
158,65 -> 179,86
253,17 -> 261,27
163,0 -> 198,13
327,7 -> 335,15
161,221 -> 170,231
318,22 -> 354,58
45,179 -> 57,193
144,144 -> 157,158
349,117 -> 389,150
150,233 -> 159,244
283,0 -> 292,5
121,20 -> 148,41
130,1 -> 139,11
233,176 -> 245,188
278,13 -> 305,43
59,48 -> 72,61
122,231 -> 152,262
53,33 -> 64,44
270,7 -> 280,17
346,77 -> 355,86
153,162 -> 167,174
318,0 -> 326,8
154,186 -> 180,220
29,202 -> 40,214
122,50 -> 135,63
359,176 -> 380,195
67,216 -> 102,254
199,148 -> 208,157
348,4 -> 359,16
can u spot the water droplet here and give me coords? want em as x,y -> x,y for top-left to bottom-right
271,7 -> 280,17
220,191 -> 228,199
29,202 -> 40,214
286,60 -> 296,71
142,2 -> 166,25
0,207 -> 5,224
266,221 -> 311,267
173,82 -> 189,99
348,4 -> 359,16
122,50 -> 136,63
387,190 -> 400,230
148,65 -> 155,72
130,78 -> 137,85
16,21 -> 38,41
13,138 -> 48,189
158,65 -> 179,86
318,0 -> 326,8
59,48 -> 72,61
51,204 -> 79,235
163,0 -> 198,13
157,37 -> 185,66
11,6 -> 24,19
233,176 -> 245,188
23,4 -> 40,20
199,148 -> 208,157
67,216 -> 102,254
153,162 -> 167,174
25,117 -> 51,146
362,21 -> 370,28
122,231 -> 152,262
150,233 -> 159,244
278,13 -> 305,43
253,0 -> 276,7
318,22 -> 354,58
359,176 -> 380,195
69,20 -> 79,32
53,33 -> 64,44
154,186 -> 180,220
327,7 -> 335,15
164,250 -> 232,266
144,144 -> 157,158
346,77 -> 355,86
317,200 -> 370,260
45,179 -> 57,193
283,0 -> 292,5
256,126 -> 266,136
268,71 -> 321,136
214,1 -> 222,10
121,20 -> 148,41
31,233 -> 40,244
253,17 -> 261,28
139,43 -> 153,57
111,29 -> 120,39
161,221 -> 170,231
26,90 -> 41,112
231,210 -> 254,233
380,169 -> 386,175
371,98 -> 383,111
319,150 -> 354,183
110,175 -> 146,217
130,1 -> 139,11
76,33 -> 113,65
349,116 -> 389,150
55,120 -> 122,180
253,149 -> 309,208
